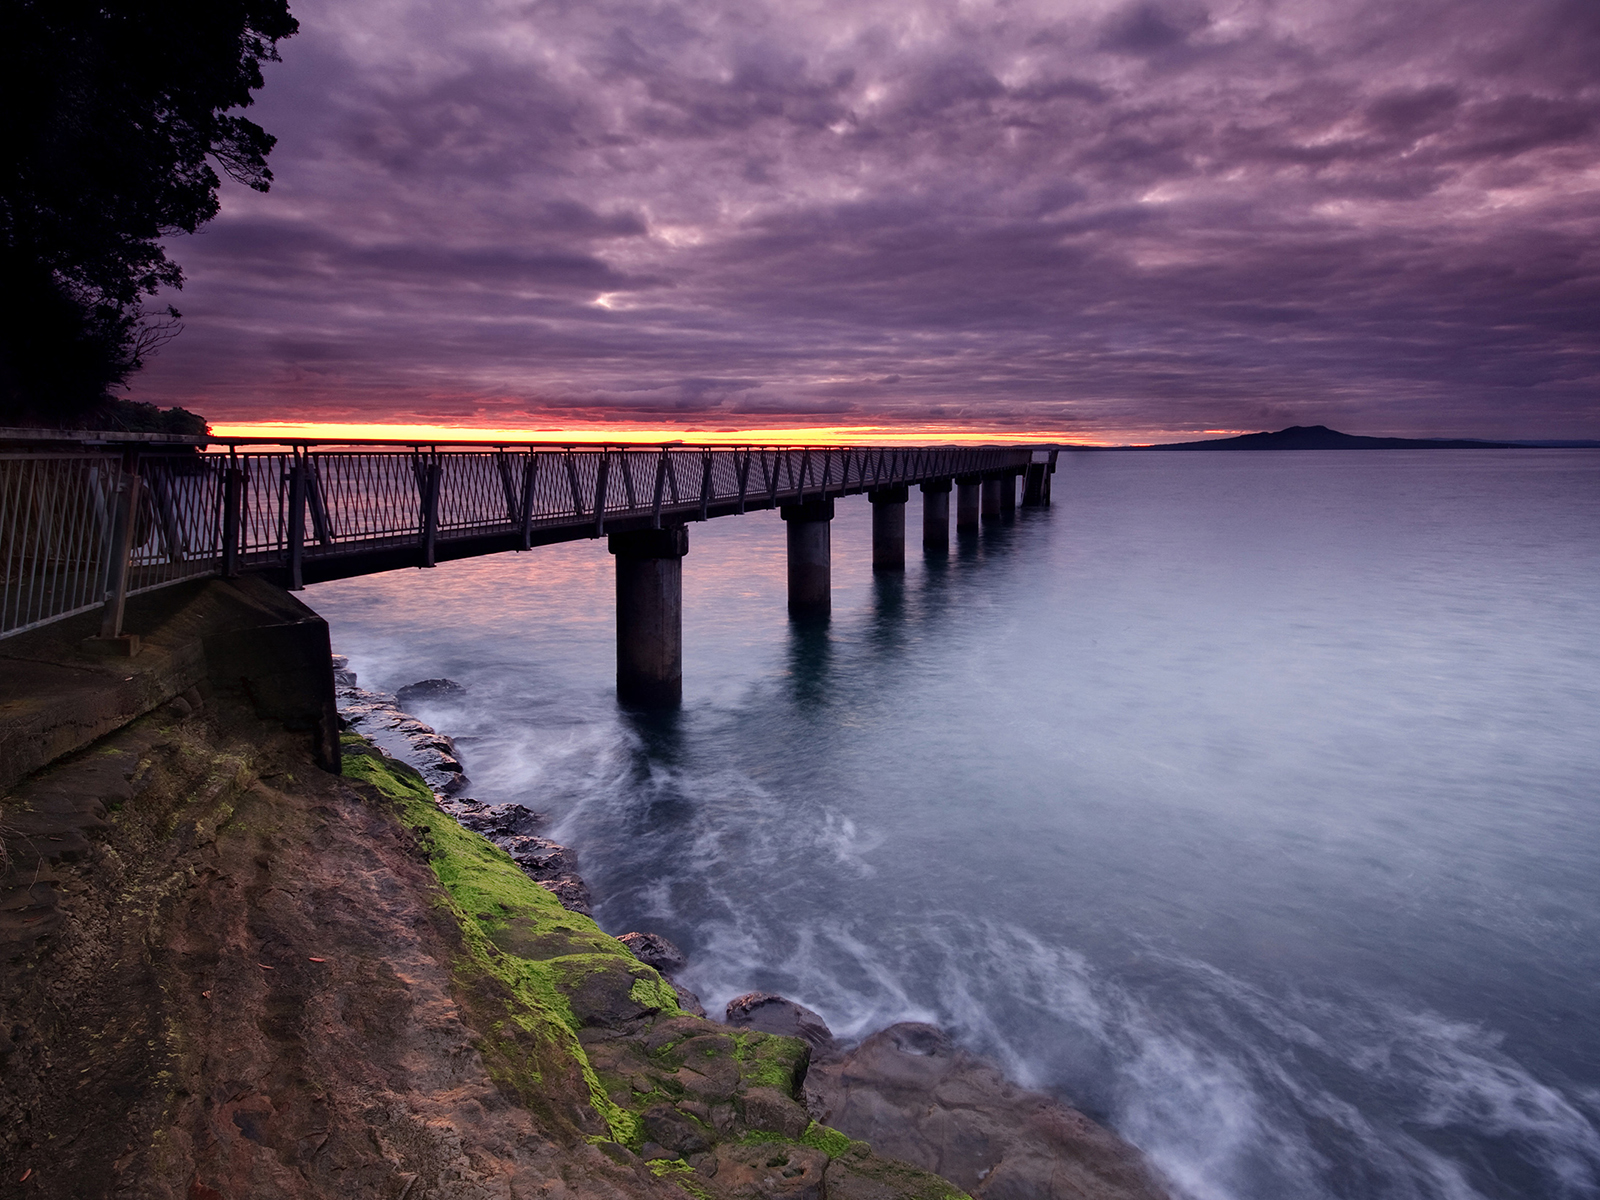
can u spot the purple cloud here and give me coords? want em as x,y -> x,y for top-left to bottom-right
131,0 -> 1600,438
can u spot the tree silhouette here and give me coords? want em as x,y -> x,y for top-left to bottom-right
0,0 -> 298,426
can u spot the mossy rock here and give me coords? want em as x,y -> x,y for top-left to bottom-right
557,956 -> 677,1028
822,1147 -> 972,1200
705,1140 -> 830,1200
338,733 -> 976,1200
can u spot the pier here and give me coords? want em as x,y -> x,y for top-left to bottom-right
1,434 -> 1058,706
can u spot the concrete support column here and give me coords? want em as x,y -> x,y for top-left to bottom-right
609,525 -> 688,708
921,480 -> 951,553
781,497 -> 834,618
868,485 -> 908,571
956,477 -> 982,532
980,477 -> 1002,519
1000,472 -> 1017,516
1022,463 -> 1048,506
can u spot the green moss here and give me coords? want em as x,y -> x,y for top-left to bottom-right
630,974 -> 682,1013
340,733 -> 432,801
801,1121 -> 861,1159
340,733 -> 672,1148
730,1030 -> 808,1091
738,1130 -> 792,1147
737,1123 -> 863,1161
648,1159 -> 714,1200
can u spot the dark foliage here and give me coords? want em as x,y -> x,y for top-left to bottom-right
0,0 -> 297,426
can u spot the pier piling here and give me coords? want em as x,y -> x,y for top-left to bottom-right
921,480 -> 951,553
781,497 -> 834,618
869,486 -> 908,571
610,525 -> 688,707
1022,463 -> 1048,507
980,478 -> 1002,520
956,478 -> 982,532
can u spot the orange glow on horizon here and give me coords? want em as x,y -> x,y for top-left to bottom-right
204,419 -> 1268,448
207,419 -> 1104,446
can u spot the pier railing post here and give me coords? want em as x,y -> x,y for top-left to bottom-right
519,453 -> 539,549
222,454 -> 242,578
593,452 -> 611,538
610,525 -> 689,708
868,485 -> 908,571
419,454 -> 441,568
97,451 -> 141,644
921,479 -> 951,553
781,496 -> 833,618
287,452 -> 307,589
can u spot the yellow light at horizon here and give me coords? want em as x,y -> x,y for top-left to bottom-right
207,420 -> 1101,446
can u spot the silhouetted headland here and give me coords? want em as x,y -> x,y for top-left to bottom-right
1098,424 -> 1600,450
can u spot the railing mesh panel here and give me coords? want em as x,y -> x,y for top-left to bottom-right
1,454 -> 120,636
3,443 -> 1040,638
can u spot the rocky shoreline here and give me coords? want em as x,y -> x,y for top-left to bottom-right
332,656 -> 1171,1200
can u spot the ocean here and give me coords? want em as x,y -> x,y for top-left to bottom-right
310,449 -> 1600,1200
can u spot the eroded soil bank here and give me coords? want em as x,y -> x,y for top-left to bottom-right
0,679 -> 979,1199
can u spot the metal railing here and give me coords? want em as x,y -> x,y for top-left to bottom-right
1,453 -> 121,636
1,440 -> 1052,639
0,450 -> 228,638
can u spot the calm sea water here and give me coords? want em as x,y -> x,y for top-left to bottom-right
311,450 -> 1600,1200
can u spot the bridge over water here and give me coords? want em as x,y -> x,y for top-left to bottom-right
2,433 -> 1058,705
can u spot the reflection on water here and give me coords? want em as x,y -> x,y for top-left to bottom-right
785,621 -> 833,707
311,452 -> 1600,1200
868,573 -> 908,657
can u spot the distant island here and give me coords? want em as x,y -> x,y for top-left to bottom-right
1095,425 -> 1599,451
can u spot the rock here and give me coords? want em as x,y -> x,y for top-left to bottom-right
594,1141 -> 639,1166
618,931 -> 687,974
618,933 -> 703,1015
436,796 -> 545,840
821,1148 -> 968,1200
335,683 -> 470,794
702,1140 -> 829,1200
738,1088 -> 812,1140
410,731 -> 460,756
538,877 -> 593,916
725,993 -> 836,1054
428,795 -> 590,918
395,678 -> 466,704
330,654 -> 357,686
641,1102 -> 713,1154
436,763 -> 471,795
564,960 -> 662,1028
501,835 -> 577,879
667,978 -> 708,1018
804,1022 -> 1170,1200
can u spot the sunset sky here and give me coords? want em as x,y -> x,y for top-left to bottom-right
132,0 -> 1600,444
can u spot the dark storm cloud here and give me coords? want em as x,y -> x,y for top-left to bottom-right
134,0 -> 1600,437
